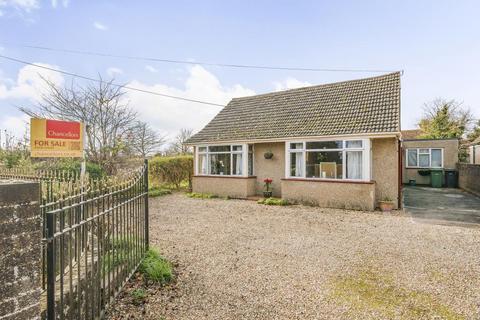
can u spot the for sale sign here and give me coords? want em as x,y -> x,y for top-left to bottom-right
30,118 -> 84,158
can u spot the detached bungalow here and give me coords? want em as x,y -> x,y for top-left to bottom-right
185,72 -> 402,211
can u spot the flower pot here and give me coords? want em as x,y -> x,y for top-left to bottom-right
264,152 -> 273,159
379,201 -> 395,212
263,191 -> 273,198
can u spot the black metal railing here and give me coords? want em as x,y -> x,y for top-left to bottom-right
44,161 -> 149,319
0,161 -> 149,319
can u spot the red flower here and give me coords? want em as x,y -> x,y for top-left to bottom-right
264,178 -> 273,184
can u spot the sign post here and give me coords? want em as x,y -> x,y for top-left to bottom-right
30,118 -> 84,158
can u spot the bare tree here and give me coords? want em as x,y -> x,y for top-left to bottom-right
167,128 -> 193,155
20,77 -> 137,173
126,121 -> 166,157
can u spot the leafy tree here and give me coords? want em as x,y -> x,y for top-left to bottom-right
418,99 -> 473,139
467,120 -> 480,142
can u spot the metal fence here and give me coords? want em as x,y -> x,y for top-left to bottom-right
0,161 -> 149,319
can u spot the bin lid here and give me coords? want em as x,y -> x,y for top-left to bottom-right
429,168 -> 444,172
444,169 -> 457,172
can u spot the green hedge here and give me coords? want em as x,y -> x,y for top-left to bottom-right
149,155 -> 193,189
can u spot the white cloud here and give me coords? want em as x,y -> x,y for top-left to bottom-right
0,114 -> 29,143
106,67 -> 123,78
0,0 -> 39,13
51,0 -> 68,8
126,65 -> 255,140
0,63 -> 64,102
93,21 -> 107,30
273,77 -> 312,91
145,65 -> 158,73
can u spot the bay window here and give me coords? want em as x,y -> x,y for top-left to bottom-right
196,144 -> 254,176
286,139 -> 370,181
406,148 -> 443,168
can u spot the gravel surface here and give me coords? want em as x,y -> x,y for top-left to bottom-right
107,193 -> 480,319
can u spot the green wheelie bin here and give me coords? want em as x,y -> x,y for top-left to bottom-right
430,169 -> 444,188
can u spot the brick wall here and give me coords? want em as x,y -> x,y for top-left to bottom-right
458,163 -> 480,197
0,181 -> 41,320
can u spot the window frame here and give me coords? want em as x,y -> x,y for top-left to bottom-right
405,148 -> 444,168
285,139 -> 371,181
195,144 -> 254,177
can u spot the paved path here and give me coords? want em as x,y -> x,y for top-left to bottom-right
404,186 -> 480,226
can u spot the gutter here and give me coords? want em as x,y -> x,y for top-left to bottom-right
185,131 -> 402,146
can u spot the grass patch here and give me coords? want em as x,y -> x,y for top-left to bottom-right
331,268 -> 464,319
148,187 -> 172,197
139,248 -> 173,284
186,192 -> 218,199
131,288 -> 147,305
257,197 -> 290,206
102,236 -> 139,275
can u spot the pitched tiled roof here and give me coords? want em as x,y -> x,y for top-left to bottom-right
401,129 -> 424,140
187,72 -> 401,144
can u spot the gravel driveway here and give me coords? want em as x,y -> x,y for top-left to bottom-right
109,194 -> 480,319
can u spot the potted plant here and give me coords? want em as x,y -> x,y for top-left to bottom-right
417,169 -> 431,176
379,196 -> 395,212
263,178 -> 273,198
264,150 -> 274,159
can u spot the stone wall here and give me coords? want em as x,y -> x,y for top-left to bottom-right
0,181 -> 41,320
458,163 -> 480,196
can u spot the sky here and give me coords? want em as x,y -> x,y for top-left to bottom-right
0,0 -> 479,143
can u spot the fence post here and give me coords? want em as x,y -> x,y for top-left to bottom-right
144,159 -> 149,250
46,211 -> 56,320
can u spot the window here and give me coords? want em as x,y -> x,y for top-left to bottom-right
287,140 -> 368,180
407,149 -> 418,167
196,144 -> 253,176
248,145 -> 254,176
406,148 -> 443,168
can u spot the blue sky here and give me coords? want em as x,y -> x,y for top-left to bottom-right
0,0 -> 479,142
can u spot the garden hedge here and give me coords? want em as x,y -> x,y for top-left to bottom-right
149,155 -> 193,189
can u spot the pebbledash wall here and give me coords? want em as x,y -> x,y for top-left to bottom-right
402,139 -> 459,185
192,137 -> 400,210
0,181 -> 41,320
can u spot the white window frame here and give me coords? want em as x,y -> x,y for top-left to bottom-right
285,138 -> 371,182
405,148 -> 444,168
195,144 -> 253,177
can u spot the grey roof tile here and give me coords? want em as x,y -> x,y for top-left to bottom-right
187,72 -> 401,144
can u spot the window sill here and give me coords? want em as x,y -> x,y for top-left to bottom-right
194,175 -> 257,179
405,167 -> 444,169
281,178 -> 375,184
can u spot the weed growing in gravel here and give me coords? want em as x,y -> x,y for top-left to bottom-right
186,192 -> 218,199
331,268 -> 464,319
149,187 -> 172,197
139,249 -> 173,284
131,288 -> 147,305
257,198 -> 290,206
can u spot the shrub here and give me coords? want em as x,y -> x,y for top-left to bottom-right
34,158 -> 105,180
131,288 -> 147,305
186,192 -> 218,199
139,249 -> 173,284
257,198 -> 290,206
148,187 -> 172,198
149,156 -> 193,190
